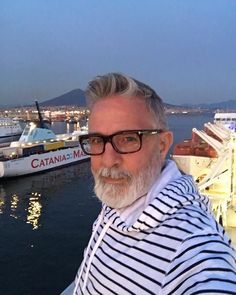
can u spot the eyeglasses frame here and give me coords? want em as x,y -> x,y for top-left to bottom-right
79,129 -> 163,155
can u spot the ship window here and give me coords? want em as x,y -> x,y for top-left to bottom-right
22,126 -> 30,135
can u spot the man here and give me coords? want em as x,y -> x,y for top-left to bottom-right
70,73 -> 236,294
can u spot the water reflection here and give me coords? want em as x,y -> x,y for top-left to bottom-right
26,192 -> 42,230
66,122 -> 81,133
0,198 -> 4,214
50,121 -> 81,134
0,161 -> 91,230
0,187 -> 5,214
10,194 -> 19,219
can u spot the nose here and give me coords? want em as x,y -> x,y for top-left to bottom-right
100,141 -> 122,168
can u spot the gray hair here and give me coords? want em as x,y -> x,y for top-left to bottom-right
85,73 -> 168,130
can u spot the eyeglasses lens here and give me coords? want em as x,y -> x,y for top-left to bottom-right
113,133 -> 140,153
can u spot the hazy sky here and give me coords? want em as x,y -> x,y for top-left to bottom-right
1,0 -> 236,106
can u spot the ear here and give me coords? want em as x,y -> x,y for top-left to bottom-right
159,131 -> 173,160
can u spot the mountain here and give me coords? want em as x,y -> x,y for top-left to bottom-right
164,102 -> 189,109
40,89 -> 87,106
40,92 -> 186,109
1,89 -> 235,110
183,99 -> 236,110
195,100 -> 236,110
40,90 -> 235,110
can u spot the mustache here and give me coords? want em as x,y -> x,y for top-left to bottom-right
95,167 -> 133,180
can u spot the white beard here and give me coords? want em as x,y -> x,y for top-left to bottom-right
92,155 -> 162,209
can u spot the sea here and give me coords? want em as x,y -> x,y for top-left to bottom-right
1,112 -> 228,295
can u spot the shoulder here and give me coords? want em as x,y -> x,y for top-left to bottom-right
161,213 -> 236,294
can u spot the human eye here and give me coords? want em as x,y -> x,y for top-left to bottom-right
116,133 -> 139,145
124,133 -> 139,142
89,136 -> 103,145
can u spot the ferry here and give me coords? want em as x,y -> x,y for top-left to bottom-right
214,112 -> 236,131
0,102 -> 89,178
172,113 -> 236,227
0,117 -> 22,143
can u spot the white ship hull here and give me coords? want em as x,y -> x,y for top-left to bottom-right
0,146 -> 89,178
172,154 -> 215,179
172,119 -> 236,227
173,153 -> 233,198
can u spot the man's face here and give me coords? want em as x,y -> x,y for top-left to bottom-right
89,95 -> 173,209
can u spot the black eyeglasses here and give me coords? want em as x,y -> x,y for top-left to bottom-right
79,129 -> 163,155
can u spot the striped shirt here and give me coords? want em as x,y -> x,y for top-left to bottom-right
73,161 -> 236,294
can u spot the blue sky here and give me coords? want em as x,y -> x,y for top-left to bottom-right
0,0 -> 236,106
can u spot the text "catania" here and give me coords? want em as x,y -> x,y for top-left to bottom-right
31,150 -> 84,168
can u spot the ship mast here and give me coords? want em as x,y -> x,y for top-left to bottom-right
35,100 -> 47,129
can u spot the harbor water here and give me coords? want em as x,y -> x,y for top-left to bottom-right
2,112 -> 230,295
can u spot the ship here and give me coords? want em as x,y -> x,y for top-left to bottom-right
214,112 -> 236,131
0,117 -> 22,144
172,112 -> 236,227
0,101 -> 89,178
